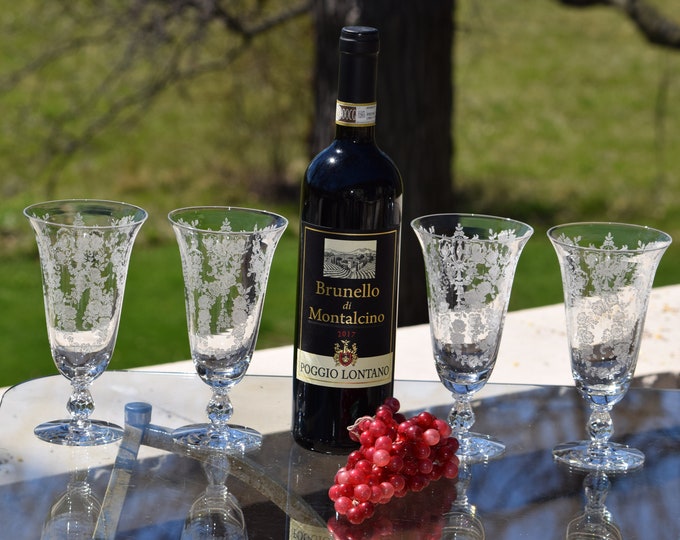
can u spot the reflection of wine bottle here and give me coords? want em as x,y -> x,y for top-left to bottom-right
292,25 -> 403,453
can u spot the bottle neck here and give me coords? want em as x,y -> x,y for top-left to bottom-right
335,41 -> 378,144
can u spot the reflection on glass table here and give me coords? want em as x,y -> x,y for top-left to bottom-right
441,460 -> 485,539
180,452 -> 247,540
41,462 -> 102,539
0,371 -> 677,539
565,471 -> 621,540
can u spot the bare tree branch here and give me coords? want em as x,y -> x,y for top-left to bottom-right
0,0 -> 312,196
558,0 -> 680,48
4,0 -> 680,200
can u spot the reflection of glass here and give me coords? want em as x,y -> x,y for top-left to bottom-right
41,466 -> 102,539
25,199 -> 147,446
549,222 -> 671,472
181,453 -> 247,540
169,207 -> 287,453
412,213 -> 532,462
442,460 -> 485,540
566,472 -> 622,540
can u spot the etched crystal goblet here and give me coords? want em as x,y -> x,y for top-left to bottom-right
25,199 -> 147,446
412,213 -> 533,463
549,222 -> 671,472
169,206 -> 287,452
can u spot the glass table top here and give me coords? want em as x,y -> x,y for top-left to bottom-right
0,371 -> 678,539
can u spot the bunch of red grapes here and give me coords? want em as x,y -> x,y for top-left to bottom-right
328,397 -> 459,525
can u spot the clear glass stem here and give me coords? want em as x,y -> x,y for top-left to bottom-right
587,406 -> 614,458
206,389 -> 233,438
67,383 -> 95,431
448,394 -> 475,452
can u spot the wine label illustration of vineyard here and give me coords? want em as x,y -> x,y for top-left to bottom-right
323,238 -> 377,280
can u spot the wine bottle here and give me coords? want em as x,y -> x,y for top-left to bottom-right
293,26 -> 403,453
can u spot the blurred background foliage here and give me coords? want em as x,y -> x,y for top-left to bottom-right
1,0 -> 680,387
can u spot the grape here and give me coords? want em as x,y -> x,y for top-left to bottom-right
405,424 -> 423,441
389,474 -> 406,492
415,411 -> 435,427
335,468 -> 351,485
331,398 -> 460,524
334,496 -> 353,515
373,448 -> 391,467
375,406 -> 393,424
374,435 -> 392,451
349,468 -> 366,485
413,442 -> 431,459
360,430 -> 375,447
386,455 -> 403,473
354,483 -> 372,502
418,458 -> 434,475
383,396 -> 400,413
379,481 -> 395,501
369,419 -> 388,437
434,418 -> 452,439
423,428 -> 441,446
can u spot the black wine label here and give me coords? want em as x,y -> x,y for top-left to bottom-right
296,223 -> 398,389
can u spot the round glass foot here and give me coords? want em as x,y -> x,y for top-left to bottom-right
458,432 -> 505,464
553,440 -> 644,472
173,424 -> 262,454
34,419 -> 123,446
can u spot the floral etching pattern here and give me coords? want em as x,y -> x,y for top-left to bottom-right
33,213 -> 139,346
552,228 -> 670,389
421,223 -> 526,370
174,215 -> 283,354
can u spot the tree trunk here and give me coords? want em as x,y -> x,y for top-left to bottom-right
311,0 -> 455,326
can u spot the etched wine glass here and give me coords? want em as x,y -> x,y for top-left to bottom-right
169,206 -> 287,452
412,213 -> 532,463
549,222 -> 671,472
25,199 -> 147,446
